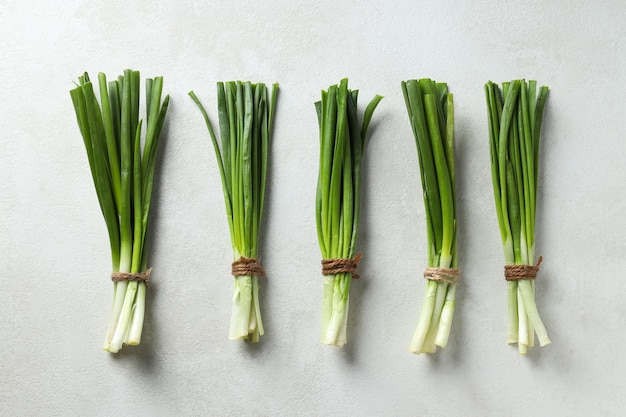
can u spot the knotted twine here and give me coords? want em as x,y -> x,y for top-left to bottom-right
111,268 -> 152,287
231,256 -> 266,277
423,267 -> 460,285
504,256 -> 543,281
321,253 -> 363,279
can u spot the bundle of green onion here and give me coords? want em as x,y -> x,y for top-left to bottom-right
485,79 -> 551,353
70,70 -> 169,353
401,79 -> 457,354
189,81 -> 278,342
315,79 -> 382,347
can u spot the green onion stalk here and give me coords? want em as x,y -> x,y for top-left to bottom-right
315,79 -> 383,347
485,79 -> 551,353
401,79 -> 457,354
189,81 -> 278,342
70,70 -> 170,353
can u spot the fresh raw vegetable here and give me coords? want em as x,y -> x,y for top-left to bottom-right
401,79 -> 458,354
189,81 -> 278,342
70,70 -> 169,353
315,78 -> 382,347
485,79 -> 551,353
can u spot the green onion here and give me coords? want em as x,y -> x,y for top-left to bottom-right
315,79 -> 383,347
70,70 -> 169,353
485,79 -> 551,353
189,81 -> 278,342
401,79 -> 457,354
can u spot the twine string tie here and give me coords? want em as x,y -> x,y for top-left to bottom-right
231,256 -> 266,277
111,268 -> 152,287
504,256 -> 543,281
423,267 -> 460,285
321,253 -> 363,279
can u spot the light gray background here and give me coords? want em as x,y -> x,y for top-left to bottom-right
1,0 -> 624,416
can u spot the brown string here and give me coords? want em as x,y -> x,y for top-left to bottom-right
111,268 -> 152,287
231,257 -> 266,277
424,267 -> 460,285
504,256 -> 543,281
321,253 -> 362,279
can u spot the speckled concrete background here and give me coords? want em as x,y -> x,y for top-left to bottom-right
1,0 -> 624,416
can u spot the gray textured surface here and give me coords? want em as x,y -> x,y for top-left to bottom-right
1,0 -> 624,416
